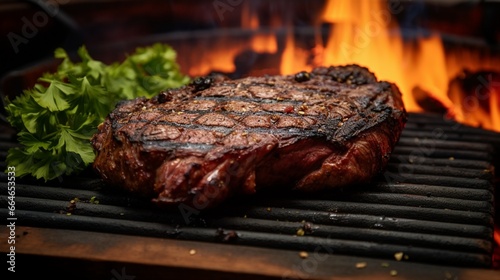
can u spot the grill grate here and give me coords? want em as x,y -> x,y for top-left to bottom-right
0,113 -> 498,268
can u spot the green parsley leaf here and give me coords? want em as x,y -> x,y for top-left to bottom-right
4,43 -> 190,182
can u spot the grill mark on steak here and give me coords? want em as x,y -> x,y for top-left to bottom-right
114,120 -> 322,137
142,141 -> 215,152
195,96 -> 303,104
91,65 -> 407,209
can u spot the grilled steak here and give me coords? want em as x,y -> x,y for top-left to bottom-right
91,65 -> 407,209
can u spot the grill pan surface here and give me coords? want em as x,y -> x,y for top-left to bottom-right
0,113 -> 498,268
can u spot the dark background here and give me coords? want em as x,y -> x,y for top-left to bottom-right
1,0 -> 499,79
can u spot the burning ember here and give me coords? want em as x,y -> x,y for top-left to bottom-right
185,0 -> 500,132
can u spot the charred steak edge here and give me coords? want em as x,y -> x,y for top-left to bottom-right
91,65 -> 407,209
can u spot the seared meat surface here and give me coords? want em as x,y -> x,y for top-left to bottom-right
91,65 -> 407,209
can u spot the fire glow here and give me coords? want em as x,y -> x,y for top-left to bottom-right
186,0 -> 500,132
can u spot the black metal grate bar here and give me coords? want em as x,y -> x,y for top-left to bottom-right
0,113 -> 497,268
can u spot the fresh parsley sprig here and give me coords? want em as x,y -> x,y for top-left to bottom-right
4,43 -> 190,181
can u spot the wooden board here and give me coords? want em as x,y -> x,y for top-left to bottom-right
1,226 -> 499,280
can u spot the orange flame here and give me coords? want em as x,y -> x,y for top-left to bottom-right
241,1 -> 278,54
303,0 -> 500,131
188,0 -> 500,132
